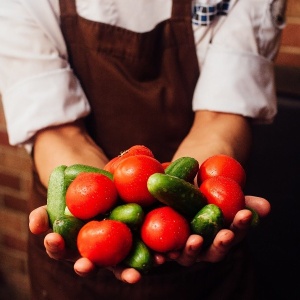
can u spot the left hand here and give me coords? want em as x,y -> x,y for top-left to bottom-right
167,195 -> 270,266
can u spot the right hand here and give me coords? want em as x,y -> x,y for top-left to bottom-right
29,205 -> 146,284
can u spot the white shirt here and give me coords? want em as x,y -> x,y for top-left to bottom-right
0,0 -> 284,150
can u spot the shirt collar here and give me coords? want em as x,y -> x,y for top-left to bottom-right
192,0 -> 231,26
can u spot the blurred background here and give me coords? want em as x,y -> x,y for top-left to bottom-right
1,1 -> 299,299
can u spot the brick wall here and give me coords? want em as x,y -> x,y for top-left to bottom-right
275,0 -> 300,67
0,1 -> 299,299
0,100 -> 31,299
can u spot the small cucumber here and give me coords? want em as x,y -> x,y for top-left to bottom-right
108,203 -> 144,230
165,157 -> 199,183
190,204 -> 224,247
53,215 -> 85,250
147,173 -> 207,218
123,237 -> 153,272
246,206 -> 260,228
64,164 -> 113,187
47,165 -> 68,228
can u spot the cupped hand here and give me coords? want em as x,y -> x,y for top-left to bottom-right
168,195 -> 271,266
29,196 -> 270,280
28,206 -> 144,284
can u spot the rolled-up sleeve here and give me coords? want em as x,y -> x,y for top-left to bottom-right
193,45 -> 277,122
2,68 -> 90,147
192,0 -> 285,123
0,0 -> 90,149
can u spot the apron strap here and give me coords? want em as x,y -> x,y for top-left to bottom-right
59,0 -> 76,17
172,0 -> 192,20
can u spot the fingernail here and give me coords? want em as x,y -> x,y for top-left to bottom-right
45,240 -> 61,251
189,245 -> 199,252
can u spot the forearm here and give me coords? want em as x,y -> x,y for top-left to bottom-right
33,119 -> 109,187
174,110 -> 252,166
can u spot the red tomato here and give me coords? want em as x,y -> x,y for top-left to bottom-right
103,156 -> 120,173
114,155 -> 165,207
120,145 -> 154,158
161,162 -> 171,170
199,176 -> 245,225
77,220 -> 132,267
197,154 -> 246,187
140,206 -> 190,253
104,145 -> 154,174
66,172 -> 118,220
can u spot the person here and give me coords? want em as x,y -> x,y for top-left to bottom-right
0,0 -> 286,299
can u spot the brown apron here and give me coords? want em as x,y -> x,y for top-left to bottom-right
28,0 -> 257,299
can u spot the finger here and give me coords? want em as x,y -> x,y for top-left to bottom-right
108,266 -> 142,284
74,258 -> 96,277
167,251 -> 180,261
175,234 -> 204,266
44,232 -> 66,260
29,205 -> 49,234
227,209 -> 252,244
230,209 -> 253,231
153,253 -> 166,265
245,196 -> 271,217
199,229 -> 235,263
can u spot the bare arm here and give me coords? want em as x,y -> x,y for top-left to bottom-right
174,110 -> 252,165
33,119 -> 109,187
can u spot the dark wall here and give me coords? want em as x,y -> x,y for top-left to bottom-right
245,95 -> 300,299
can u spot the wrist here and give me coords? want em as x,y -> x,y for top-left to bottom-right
33,121 -> 108,187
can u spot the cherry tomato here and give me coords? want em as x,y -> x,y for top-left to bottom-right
66,172 -> 118,220
104,145 -> 154,174
119,145 -> 154,158
77,220 -> 132,267
140,206 -> 190,253
199,176 -> 245,225
197,154 -> 246,187
161,162 -> 171,170
114,154 -> 165,207
103,156 -> 120,174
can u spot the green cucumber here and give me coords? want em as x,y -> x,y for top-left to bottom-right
64,164 -> 113,187
108,203 -> 144,230
123,237 -> 153,272
165,157 -> 199,183
246,206 -> 260,228
47,165 -> 68,228
147,173 -> 207,218
190,204 -> 224,247
53,215 -> 85,250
